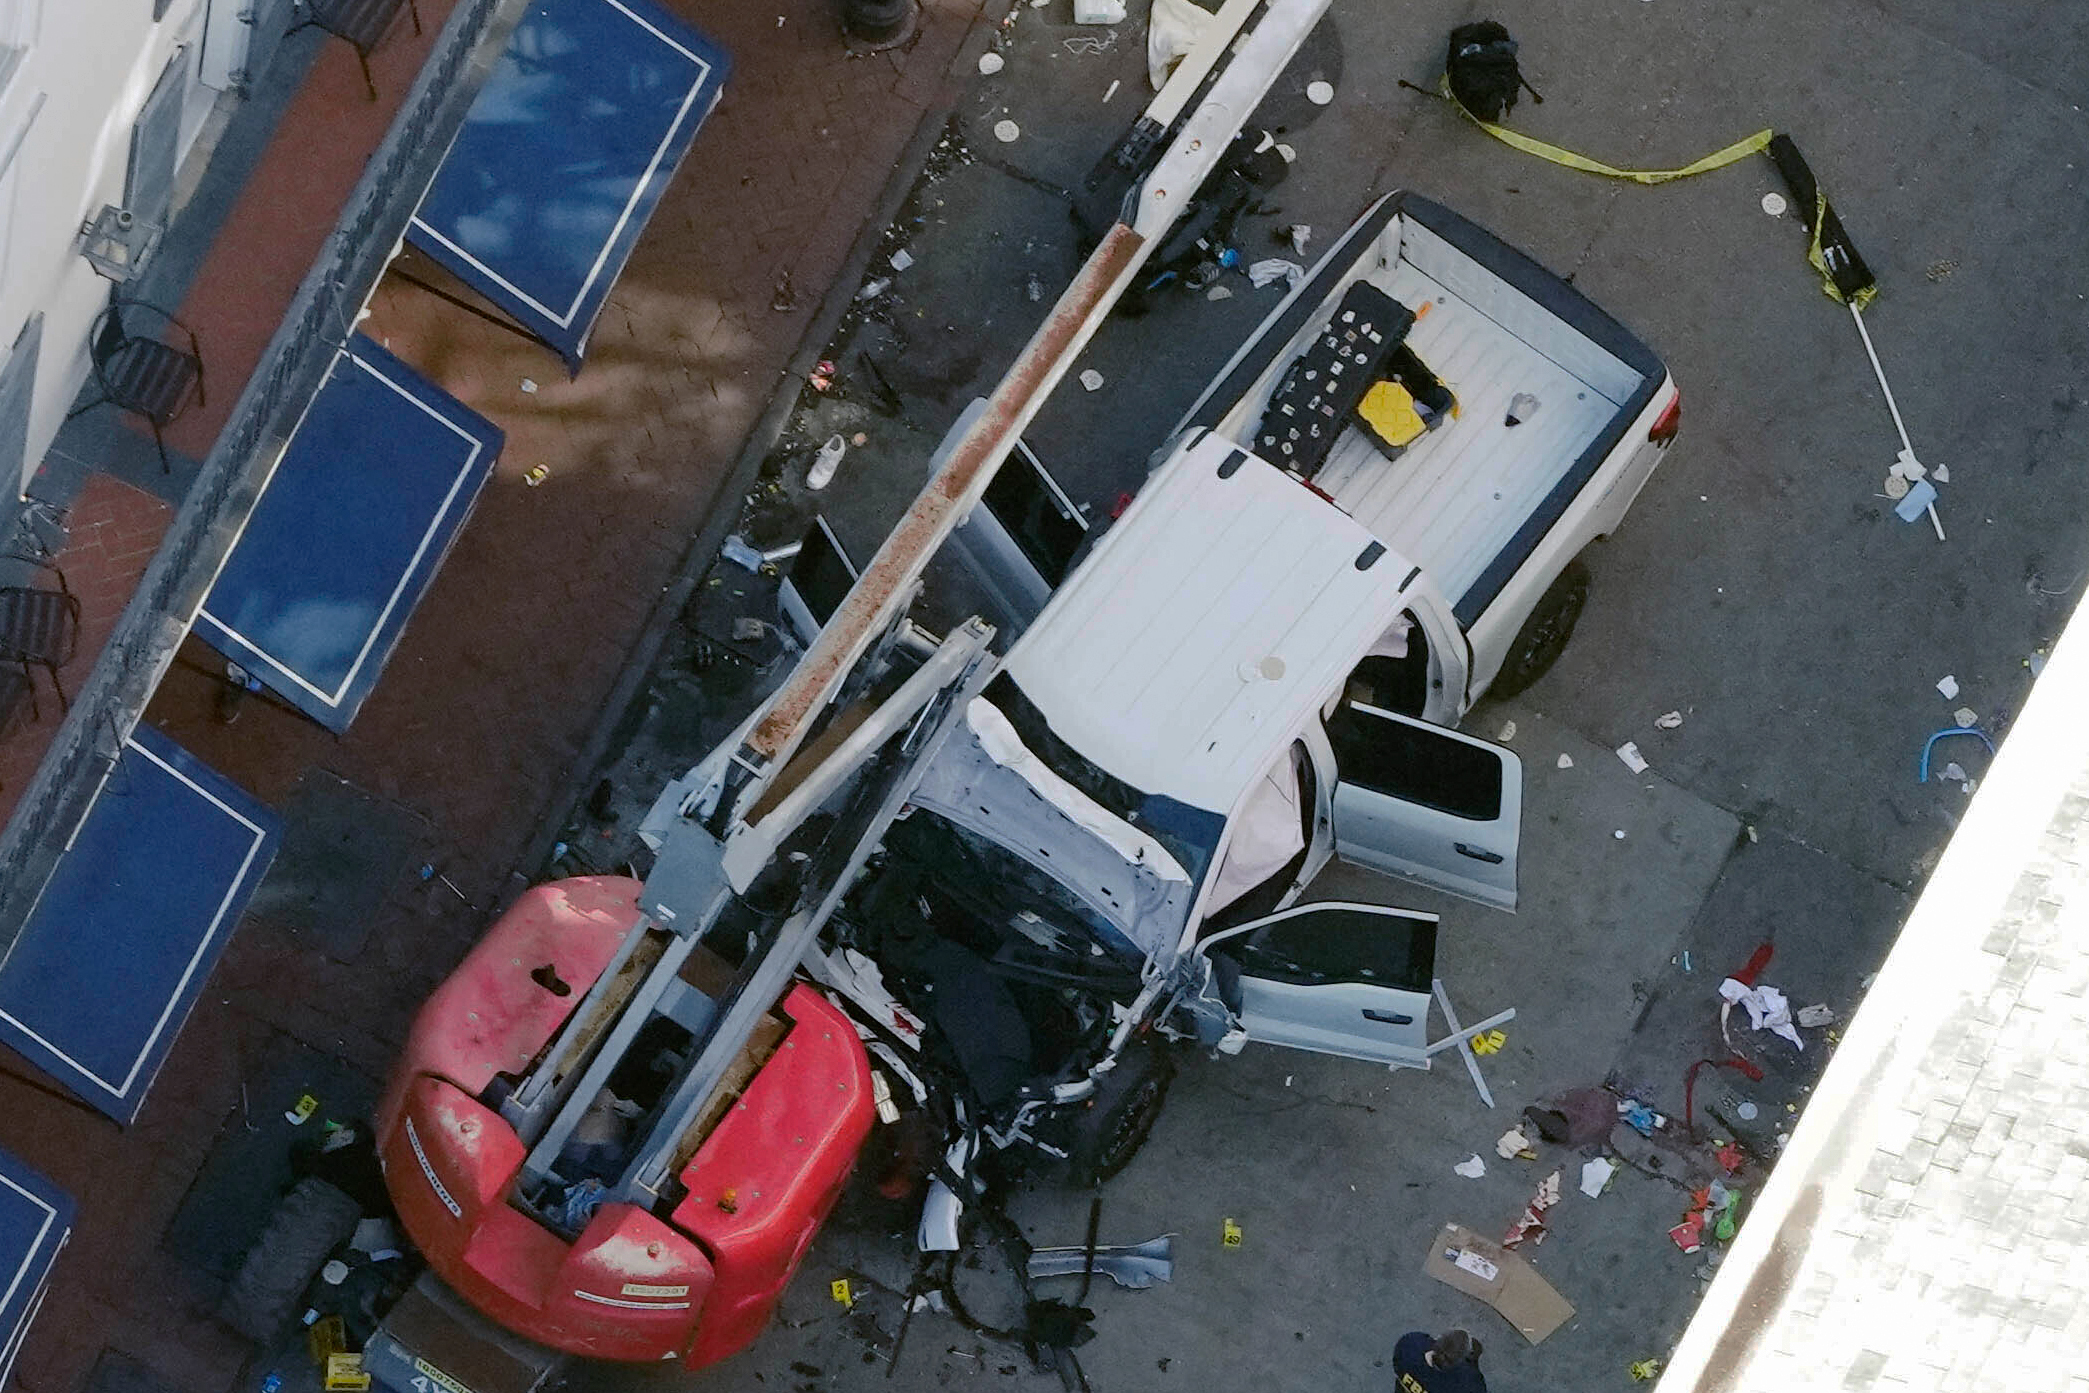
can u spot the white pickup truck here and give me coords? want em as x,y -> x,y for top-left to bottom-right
943,190 -> 1680,721
720,190 -> 1684,1188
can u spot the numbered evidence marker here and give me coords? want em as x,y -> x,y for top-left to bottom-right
831,1278 -> 854,1308
1222,1218 -> 1243,1249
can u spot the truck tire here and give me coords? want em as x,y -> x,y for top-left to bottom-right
217,1177 -> 362,1343
1065,1042 -> 1175,1189
1489,559 -> 1590,699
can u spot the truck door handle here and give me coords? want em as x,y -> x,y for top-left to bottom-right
1362,1009 -> 1415,1026
1455,843 -> 1504,864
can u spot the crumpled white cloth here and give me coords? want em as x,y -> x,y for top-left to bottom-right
1719,977 -> 1804,1050
1248,258 -> 1306,290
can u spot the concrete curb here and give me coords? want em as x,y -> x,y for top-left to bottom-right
510,1 -> 1010,892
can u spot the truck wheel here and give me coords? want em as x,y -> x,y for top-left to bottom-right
217,1177 -> 362,1343
1065,1043 -> 1175,1189
1490,559 -> 1590,699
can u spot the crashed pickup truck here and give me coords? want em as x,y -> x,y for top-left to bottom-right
948,190 -> 1680,720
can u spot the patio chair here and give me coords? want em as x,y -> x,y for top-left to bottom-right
65,300 -> 205,475
0,559 -> 80,717
289,0 -> 424,102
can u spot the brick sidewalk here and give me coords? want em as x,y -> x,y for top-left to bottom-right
2,4 -> 991,1390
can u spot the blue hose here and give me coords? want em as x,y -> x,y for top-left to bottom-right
1919,728 -> 1994,783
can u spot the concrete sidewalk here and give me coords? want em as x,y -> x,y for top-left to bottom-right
1,4 -> 994,1391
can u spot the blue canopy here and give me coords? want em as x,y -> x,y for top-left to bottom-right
194,334 -> 502,733
406,0 -> 729,371
0,725 -> 279,1124
0,1147 -> 68,1384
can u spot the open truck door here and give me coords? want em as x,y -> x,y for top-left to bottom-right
1320,700 -> 1521,911
1202,902 -> 1438,1066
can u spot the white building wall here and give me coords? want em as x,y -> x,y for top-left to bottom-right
0,0 -> 231,497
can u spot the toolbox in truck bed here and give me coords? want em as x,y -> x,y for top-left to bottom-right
1252,282 -> 1415,479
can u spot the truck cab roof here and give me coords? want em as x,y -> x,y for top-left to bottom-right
1000,431 -> 1416,819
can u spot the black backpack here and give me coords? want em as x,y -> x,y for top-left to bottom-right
1446,21 -> 1524,121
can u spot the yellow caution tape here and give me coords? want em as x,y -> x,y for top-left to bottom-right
1805,192 -> 1877,309
1439,79 -> 1772,186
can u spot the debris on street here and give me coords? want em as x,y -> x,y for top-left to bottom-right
1496,1126 -> 1535,1160
993,118 -> 1020,143
1935,673 -> 1959,699
1617,741 -> 1648,773
1455,1154 -> 1488,1179
1423,1223 -> 1575,1344
1079,368 -> 1105,391
1246,257 -> 1304,289
1654,710 -> 1684,730
978,51 -> 1004,74
1557,753 -> 1574,769
1718,978 -> 1803,1049
1579,1157 -> 1617,1198
1501,1170 -> 1560,1248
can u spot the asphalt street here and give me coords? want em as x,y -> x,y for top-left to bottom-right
570,1 -> 2089,1388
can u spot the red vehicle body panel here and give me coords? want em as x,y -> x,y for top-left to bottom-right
378,876 -> 873,1366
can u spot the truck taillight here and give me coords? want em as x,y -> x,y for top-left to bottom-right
1649,392 -> 1681,446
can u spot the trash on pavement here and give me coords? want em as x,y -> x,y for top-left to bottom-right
1306,79 -> 1334,105
1496,1126 -> 1535,1160
1579,1157 -> 1617,1197
522,465 -> 549,488
1718,978 -> 1803,1049
1498,719 -> 1517,742
856,276 -> 892,300
1247,257 -> 1305,289
720,534 -> 765,571
1501,1171 -> 1560,1249
1146,0 -> 1209,89
1103,78 -> 1120,103
1759,190 -> 1786,217
1616,741 -> 1648,773
1454,1154 -> 1488,1179
1619,1100 -> 1664,1137
1284,223 -> 1312,253
890,248 -> 915,272
1504,391 -> 1540,426
1892,477 -> 1938,525
1919,727 -> 1992,782
1206,285 -> 1233,300
1715,1141 -> 1745,1174
1654,710 -> 1684,730
1556,753 -> 1574,769
1073,0 -> 1126,22
1935,674 -> 1959,700
978,51 -> 1004,75
519,377 -> 538,394
808,434 -> 847,491
1941,761 -> 1966,783
1028,1234 -> 1174,1289
1423,1223 -> 1575,1344
1631,1357 -> 1664,1381
1795,1003 -> 1835,1028
993,119 -> 1021,143
808,358 -> 836,391
1079,369 -> 1105,392
1953,706 -> 1978,728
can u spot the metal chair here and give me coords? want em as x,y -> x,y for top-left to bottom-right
65,301 -> 205,474
0,559 -> 80,717
289,0 -> 424,102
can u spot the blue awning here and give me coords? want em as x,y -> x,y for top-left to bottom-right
0,1148 -> 68,1385
194,334 -> 502,733
0,725 -> 279,1124
406,0 -> 729,371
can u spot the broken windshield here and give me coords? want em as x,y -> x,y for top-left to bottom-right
982,672 -> 1225,886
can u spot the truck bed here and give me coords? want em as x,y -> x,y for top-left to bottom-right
1182,193 -> 1663,626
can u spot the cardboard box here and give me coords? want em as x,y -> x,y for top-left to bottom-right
1421,1222 -> 1575,1344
